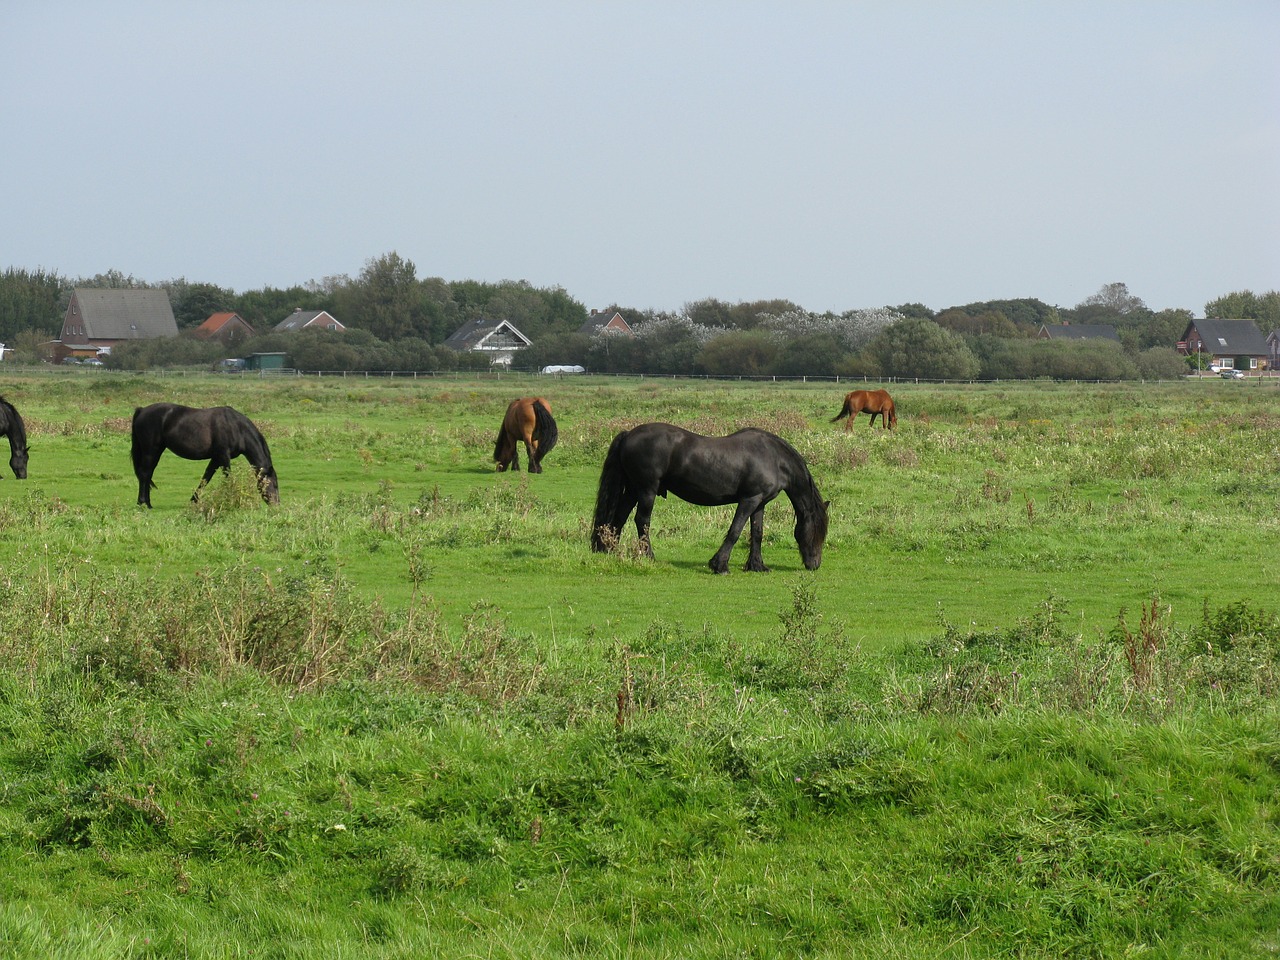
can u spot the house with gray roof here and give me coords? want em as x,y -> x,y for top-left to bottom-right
443,318 -> 532,366
55,288 -> 179,360
1037,322 -> 1120,342
1179,318 -> 1269,372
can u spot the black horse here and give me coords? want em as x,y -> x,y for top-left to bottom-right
0,397 -> 29,479
591,422 -> 829,573
131,403 -> 279,508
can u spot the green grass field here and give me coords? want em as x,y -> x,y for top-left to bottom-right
0,369 -> 1277,958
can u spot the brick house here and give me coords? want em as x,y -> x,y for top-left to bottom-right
1178,318 -> 1268,371
193,311 -> 256,344
53,288 -> 179,361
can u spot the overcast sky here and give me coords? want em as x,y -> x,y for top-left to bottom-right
2,2 -> 1276,316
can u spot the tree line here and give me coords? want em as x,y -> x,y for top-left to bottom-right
1,257 -> 1277,380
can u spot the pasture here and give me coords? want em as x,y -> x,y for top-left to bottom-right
0,370 -> 1277,958
4,371 -> 1276,650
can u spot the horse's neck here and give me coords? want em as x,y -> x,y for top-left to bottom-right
243,432 -> 271,469
784,471 -> 820,515
0,411 -> 21,448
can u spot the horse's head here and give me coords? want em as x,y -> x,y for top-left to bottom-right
9,444 -> 28,480
795,496 -> 830,570
257,467 -> 280,504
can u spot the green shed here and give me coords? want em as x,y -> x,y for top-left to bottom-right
245,352 -> 287,371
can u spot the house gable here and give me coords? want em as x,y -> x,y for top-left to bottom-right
274,309 -> 346,333
194,312 -> 256,341
1037,323 -> 1120,342
444,318 -> 532,364
579,310 -> 634,337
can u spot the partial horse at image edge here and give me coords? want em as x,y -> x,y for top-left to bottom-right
591,422 -> 829,574
831,388 -> 897,430
0,396 -> 29,479
131,403 -> 279,508
494,397 -> 558,473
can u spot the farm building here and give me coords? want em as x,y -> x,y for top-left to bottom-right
443,318 -> 532,366
244,352 -> 288,372
52,288 -> 178,361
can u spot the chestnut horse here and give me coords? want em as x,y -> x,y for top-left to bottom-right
830,389 -> 896,431
493,397 -> 558,473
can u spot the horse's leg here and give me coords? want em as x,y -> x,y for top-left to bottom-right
844,413 -> 855,433
193,456 -> 230,502
524,435 -> 540,473
709,499 -> 760,574
633,492 -> 656,558
742,508 -> 769,572
135,450 -> 162,508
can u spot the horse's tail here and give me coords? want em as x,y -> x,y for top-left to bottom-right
130,406 -> 156,490
887,399 -> 898,429
830,396 -> 852,423
591,430 -> 629,552
533,400 -> 558,458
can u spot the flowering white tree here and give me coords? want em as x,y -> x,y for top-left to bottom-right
759,307 -> 901,351
632,313 -> 728,346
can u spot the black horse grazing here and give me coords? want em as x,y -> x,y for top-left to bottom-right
0,397 -> 29,479
131,403 -> 279,508
591,422 -> 829,573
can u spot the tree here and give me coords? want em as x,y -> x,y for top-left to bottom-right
1141,308 -> 1194,350
1135,347 -> 1190,380
0,267 -> 66,340
1071,283 -> 1149,327
1205,290 -> 1280,329
234,286 -> 330,329
76,268 -> 148,289
771,333 -> 845,377
935,308 -> 1022,339
167,280 -> 236,329
333,252 -> 426,342
866,318 -> 980,380
696,330 -> 780,376
522,331 -> 591,371
891,302 -> 935,320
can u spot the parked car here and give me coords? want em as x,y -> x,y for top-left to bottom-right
1220,369 -> 1245,379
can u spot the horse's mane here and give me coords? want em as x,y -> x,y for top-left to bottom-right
226,408 -> 273,471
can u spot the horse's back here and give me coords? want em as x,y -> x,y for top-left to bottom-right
620,423 -> 803,503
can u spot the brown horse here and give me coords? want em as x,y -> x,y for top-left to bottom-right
494,397 -> 558,473
830,389 -> 896,431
